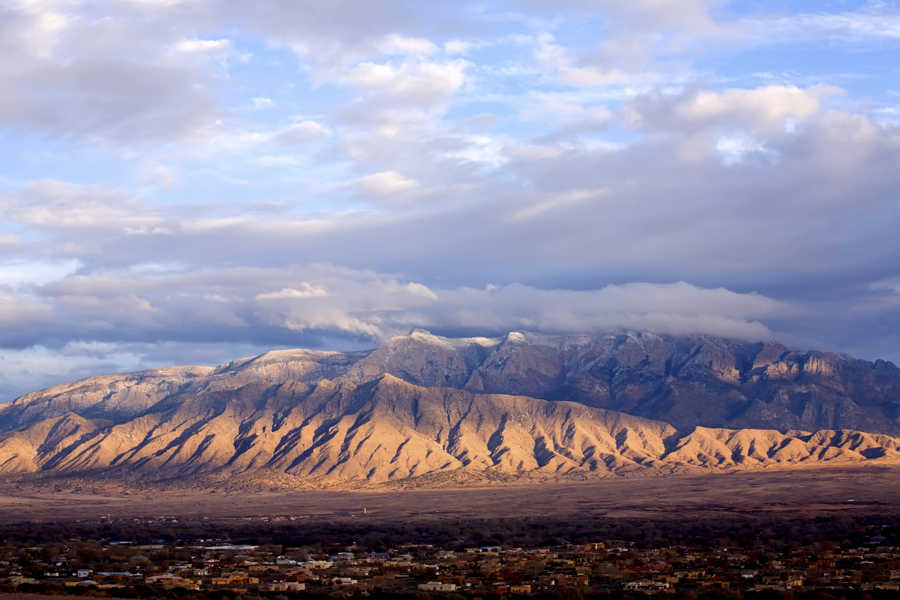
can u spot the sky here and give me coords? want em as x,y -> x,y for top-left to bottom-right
0,0 -> 899,399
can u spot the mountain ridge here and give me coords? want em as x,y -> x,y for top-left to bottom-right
11,328 -> 896,433
1,330 -> 899,486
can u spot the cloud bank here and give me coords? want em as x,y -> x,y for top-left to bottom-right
0,0 -> 898,397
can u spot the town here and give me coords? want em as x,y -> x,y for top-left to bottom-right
2,526 -> 899,598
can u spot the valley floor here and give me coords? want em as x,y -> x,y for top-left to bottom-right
2,466 -> 899,527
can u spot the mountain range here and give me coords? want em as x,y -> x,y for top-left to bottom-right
1,330 -> 899,486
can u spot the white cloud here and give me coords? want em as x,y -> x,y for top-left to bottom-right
141,161 -> 179,187
407,282 -> 438,301
355,171 -> 421,198
13,180 -> 163,230
535,32 -> 660,87
345,59 -> 468,107
377,34 -> 439,56
444,39 -> 475,55
622,84 -> 846,163
175,38 -> 231,54
251,96 -> 275,109
518,93 -> 614,131
256,284 -> 329,300
626,85 -> 842,134
253,155 -> 303,168
219,120 -> 331,151
272,121 -> 332,144
0,263 -> 788,353
675,85 -> 838,129
429,281 -> 784,341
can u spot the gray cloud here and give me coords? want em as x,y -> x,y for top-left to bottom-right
0,2 -> 220,143
11,266 -> 783,348
0,260 -> 798,400
0,0 -> 898,400
6,98 -> 896,312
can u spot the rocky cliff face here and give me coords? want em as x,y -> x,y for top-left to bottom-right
0,330 -> 898,485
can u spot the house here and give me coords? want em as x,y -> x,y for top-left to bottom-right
262,581 -> 306,592
418,580 -> 459,592
144,574 -> 200,590
624,579 -> 670,591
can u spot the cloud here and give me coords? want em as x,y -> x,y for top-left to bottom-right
355,171 -> 421,199
522,0 -> 724,32
871,277 -> 900,296
0,272 -> 783,399
0,0 -> 899,397
0,263 -> 788,356
251,96 -> 275,109
519,93 -> 614,128
174,38 -> 231,54
535,33 -> 660,87
0,2 -> 220,143
444,40 -> 475,55
511,188 -> 606,221
270,121 -> 332,144
212,0 -> 482,69
10,102 -> 893,297
748,10 -> 900,43
214,120 -> 332,152
0,234 -> 23,254
407,282 -> 439,301
600,0 -> 722,31
377,34 -> 439,56
431,281 -> 784,341
715,134 -> 774,166
11,180 -> 164,231
0,290 -> 51,329
256,283 -> 329,300
0,259 -> 80,287
141,161 -> 179,187
345,59 -> 469,108
0,340 -> 278,401
626,85 -> 841,133
253,155 -> 304,168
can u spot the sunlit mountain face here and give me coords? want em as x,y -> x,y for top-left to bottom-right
2,331 -> 898,485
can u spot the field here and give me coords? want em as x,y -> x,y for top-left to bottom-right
1,466 -> 898,537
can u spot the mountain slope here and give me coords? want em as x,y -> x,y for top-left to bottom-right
5,330 -> 899,436
0,329 -> 899,485
1,374 -> 898,483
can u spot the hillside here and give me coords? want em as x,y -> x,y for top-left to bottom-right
0,330 -> 899,485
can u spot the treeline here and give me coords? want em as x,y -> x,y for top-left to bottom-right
1,511 -> 898,550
